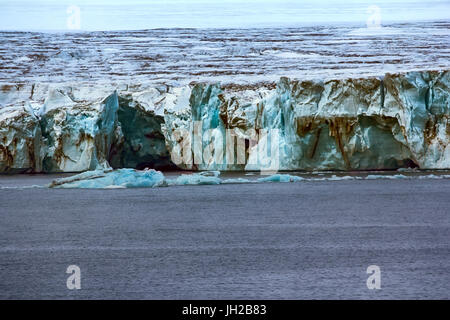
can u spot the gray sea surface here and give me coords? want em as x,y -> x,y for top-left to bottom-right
0,173 -> 449,299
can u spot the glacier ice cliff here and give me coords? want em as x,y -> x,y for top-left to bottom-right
40,90 -> 120,172
0,105 -> 42,173
162,70 -> 449,171
0,69 -> 449,173
0,88 -> 121,172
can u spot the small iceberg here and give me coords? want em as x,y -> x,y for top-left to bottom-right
168,174 -> 221,186
257,174 -> 304,183
365,174 -> 408,180
198,171 -> 221,177
47,169 -> 450,189
222,178 -> 252,184
328,175 -> 357,181
49,169 -> 223,188
49,168 -> 166,189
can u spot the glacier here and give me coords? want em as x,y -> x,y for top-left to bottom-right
1,69 -> 449,173
40,90 -> 120,172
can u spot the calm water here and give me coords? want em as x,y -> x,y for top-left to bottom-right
0,176 -> 449,299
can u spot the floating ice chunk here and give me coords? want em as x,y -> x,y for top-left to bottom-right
418,174 -> 438,179
328,175 -> 356,181
49,169 -> 110,187
199,171 -> 221,177
365,174 -> 408,180
46,168 -> 450,189
104,185 -> 126,189
168,173 -> 222,186
257,174 -> 303,183
222,178 -> 252,184
417,174 -> 450,179
49,168 -> 166,189
0,185 -> 45,190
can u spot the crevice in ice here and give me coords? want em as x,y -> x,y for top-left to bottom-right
109,95 -> 176,170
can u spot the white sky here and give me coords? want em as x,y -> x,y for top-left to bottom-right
0,0 -> 449,31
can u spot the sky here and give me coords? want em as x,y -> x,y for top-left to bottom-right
0,0 -> 449,31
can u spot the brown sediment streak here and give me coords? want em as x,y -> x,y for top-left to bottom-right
328,118 -> 358,169
30,84 -> 35,100
218,94 -> 229,129
296,117 -> 319,137
1,84 -> 14,93
309,127 -> 321,159
328,117 -> 356,137
328,120 -> 350,169
0,144 -> 14,168
75,131 -> 89,147
26,138 -> 35,171
424,117 -> 438,144
447,117 -> 450,136
294,116 -> 359,166
53,134 -> 73,164
221,82 -> 276,92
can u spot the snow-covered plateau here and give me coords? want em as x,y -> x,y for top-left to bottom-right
1,69 -> 449,173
